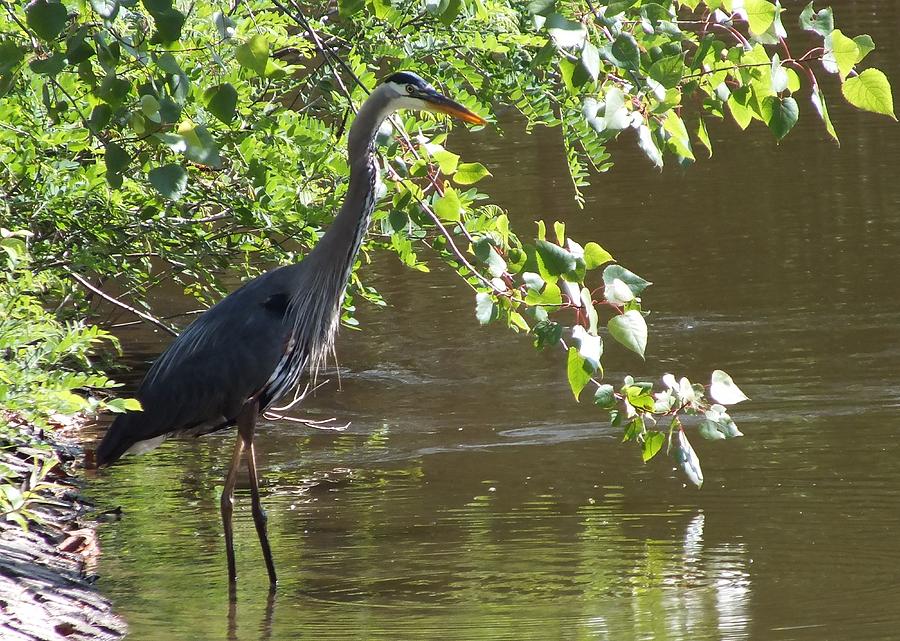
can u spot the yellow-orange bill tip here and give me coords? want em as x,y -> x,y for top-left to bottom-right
427,95 -> 487,125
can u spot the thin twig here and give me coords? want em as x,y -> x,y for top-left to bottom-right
67,272 -> 179,336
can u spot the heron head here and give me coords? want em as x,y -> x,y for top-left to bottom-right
381,71 -> 486,125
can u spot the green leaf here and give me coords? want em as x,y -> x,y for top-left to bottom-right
826,29 -> 859,79
148,8 -> 185,44
29,53 -> 65,76
583,242 -> 612,269
581,41 -> 600,82
338,0 -> 365,16
593,384 -> 616,409
607,310 -> 647,358
204,83 -> 238,124
566,347 -> 592,401
236,35 -> 269,76
648,54 -> 684,89
762,95 -> 799,140
526,0 -> 555,15
25,0 -> 68,42
698,420 -> 727,440
602,264 -> 651,296
546,13 -> 586,49
636,123 -> 663,168
853,35 -> 875,64
148,163 -> 188,200
642,431 -> 665,462
525,280 -> 562,306
105,397 -> 142,413
105,141 -> 129,173
0,42 -> 24,74
608,33 -> 640,71
535,239 -> 576,276
742,0 -> 776,36
140,94 -> 160,122
811,85 -> 839,144
434,188 -> 462,222
709,370 -> 749,405
799,2 -> 833,36
431,149 -> 459,174
175,121 -> 222,167
663,111 -> 694,160
842,68 -> 895,120
696,117 -> 713,158
87,103 -> 112,133
453,162 -> 491,185
475,292 -> 497,325
90,0 -> 119,19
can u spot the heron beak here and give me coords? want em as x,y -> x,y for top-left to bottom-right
420,89 -> 486,125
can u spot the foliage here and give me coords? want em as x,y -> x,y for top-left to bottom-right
0,0 -> 893,485
0,231 -> 129,529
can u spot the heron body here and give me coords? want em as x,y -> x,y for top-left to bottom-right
96,72 -> 485,586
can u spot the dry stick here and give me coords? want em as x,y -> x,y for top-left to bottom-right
68,272 -> 179,336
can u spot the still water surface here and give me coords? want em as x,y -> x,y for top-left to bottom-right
87,5 -> 900,639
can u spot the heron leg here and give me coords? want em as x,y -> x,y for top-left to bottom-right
221,433 -> 245,584
239,399 -> 278,586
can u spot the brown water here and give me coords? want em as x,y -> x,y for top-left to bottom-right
86,5 -> 900,640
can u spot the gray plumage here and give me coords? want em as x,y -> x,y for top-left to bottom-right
95,72 -> 485,587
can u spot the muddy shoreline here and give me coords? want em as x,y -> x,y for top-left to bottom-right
0,413 -> 126,640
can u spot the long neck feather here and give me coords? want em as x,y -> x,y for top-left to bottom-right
284,88 -> 393,378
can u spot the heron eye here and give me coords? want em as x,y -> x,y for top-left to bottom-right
406,84 -> 416,94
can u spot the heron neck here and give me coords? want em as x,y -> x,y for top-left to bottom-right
309,89 -> 391,263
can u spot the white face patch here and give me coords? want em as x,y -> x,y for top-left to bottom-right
382,81 -> 433,112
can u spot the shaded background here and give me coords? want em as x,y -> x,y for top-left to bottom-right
86,3 -> 900,639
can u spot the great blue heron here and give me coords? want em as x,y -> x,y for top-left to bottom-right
96,72 -> 485,586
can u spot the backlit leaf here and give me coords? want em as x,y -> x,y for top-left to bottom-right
742,0 -> 776,36
567,347 -> 593,401
602,264 -> 651,296
842,68 -> 895,120
583,242 -> 613,269
453,162 -> 491,185
607,310 -> 647,358
434,188 -> 462,222
236,35 -> 269,76
673,429 -> 703,487
642,431 -> 665,462
709,370 -> 749,405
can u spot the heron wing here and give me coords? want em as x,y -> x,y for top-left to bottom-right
96,265 -> 302,465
